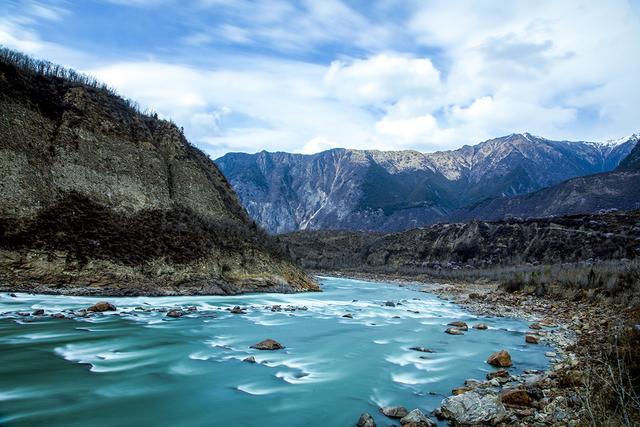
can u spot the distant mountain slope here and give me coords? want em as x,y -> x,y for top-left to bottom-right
617,140 -> 640,170
0,48 -> 316,295
216,133 -> 637,233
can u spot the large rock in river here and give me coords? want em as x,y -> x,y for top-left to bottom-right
400,409 -> 436,427
357,412 -> 376,427
487,350 -> 512,367
250,339 -> 284,350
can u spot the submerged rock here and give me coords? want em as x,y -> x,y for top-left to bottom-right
487,350 -> 512,367
51,313 -> 66,319
409,346 -> 434,353
474,323 -> 488,330
357,412 -> 376,427
230,306 -> 246,314
32,309 -> 45,315
87,301 -> 116,312
380,406 -> 408,418
342,313 -> 353,318
400,408 -> 436,427
250,339 -> 284,350
384,301 -> 396,307
440,390 -> 507,425
445,327 -> 465,335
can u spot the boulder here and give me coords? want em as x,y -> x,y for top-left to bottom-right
525,335 -> 540,344
357,412 -> 376,427
487,350 -> 512,367
32,309 -> 45,315
166,310 -> 183,318
445,327 -> 465,335
230,306 -> 246,314
243,356 -> 256,363
250,339 -> 285,350
501,389 -> 531,407
448,321 -> 468,330
474,323 -> 488,330
87,301 -> 116,312
379,406 -> 408,418
400,409 -> 436,427
440,390 -> 507,425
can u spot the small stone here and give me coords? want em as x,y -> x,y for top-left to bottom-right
166,310 -> 183,318
400,408 -> 436,427
230,306 -> 246,314
487,350 -> 512,367
384,301 -> 396,307
32,309 -> 45,316
51,313 -> 66,319
87,301 -> 116,312
448,321 -> 469,330
380,406 -> 409,418
342,313 -> 353,318
9,293 -> 17,298
357,412 -> 376,427
445,327 -> 465,335
525,335 -> 540,344
243,356 -> 256,363
474,323 -> 488,330
250,339 -> 284,350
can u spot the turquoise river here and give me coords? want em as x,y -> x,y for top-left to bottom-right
0,276 -> 552,426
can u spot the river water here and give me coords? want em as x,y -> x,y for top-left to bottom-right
0,276 -> 551,426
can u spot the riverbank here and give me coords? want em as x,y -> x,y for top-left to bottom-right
314,270 -> 638,426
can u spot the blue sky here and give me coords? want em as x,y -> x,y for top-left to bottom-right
2,0 -> 640,158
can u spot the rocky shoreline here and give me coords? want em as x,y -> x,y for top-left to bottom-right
317,271 -> 613,426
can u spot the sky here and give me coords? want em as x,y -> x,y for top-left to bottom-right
2,0 -> 640,158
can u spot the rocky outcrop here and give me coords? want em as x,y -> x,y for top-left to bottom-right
0,48 -> 317,296
279,210 -> 640,272
216,133 -> 637,233
250,339 -> 284,350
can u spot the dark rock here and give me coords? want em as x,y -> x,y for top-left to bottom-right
166,310 -> 183,318
487,350 -> 512,367
357,412 -> 376,427
32,309 -> 45,315
474,323 -> 488,330
230,306 -> 246,314
342,313 -> 353,318
51,313 -> 66,319
250,339 -> 284,350
384,301 -> 396,307
400,408 -> 436,427
445,327 -> 465,335
87,301 -> 116,312
379,406 -> 408,418
9,293 -> 17,298
243,356 -> 256,363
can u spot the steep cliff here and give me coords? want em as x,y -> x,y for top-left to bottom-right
0,49 -> 317,295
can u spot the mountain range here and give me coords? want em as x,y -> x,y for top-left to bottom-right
216,133 -> 639,233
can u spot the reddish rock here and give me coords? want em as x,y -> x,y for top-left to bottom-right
525,335 -> 540,344
487,350 -> 512,367
501,389 -> 531,407
87,301 -> 116,312
474,323 -> 488,330
448,321 -> 469,330
445,327 -> 465,335
487,369 -> 510,380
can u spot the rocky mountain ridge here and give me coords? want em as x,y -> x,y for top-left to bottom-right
216,133 -> 637,233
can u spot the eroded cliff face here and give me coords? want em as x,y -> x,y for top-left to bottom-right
0,52 -> 317,295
